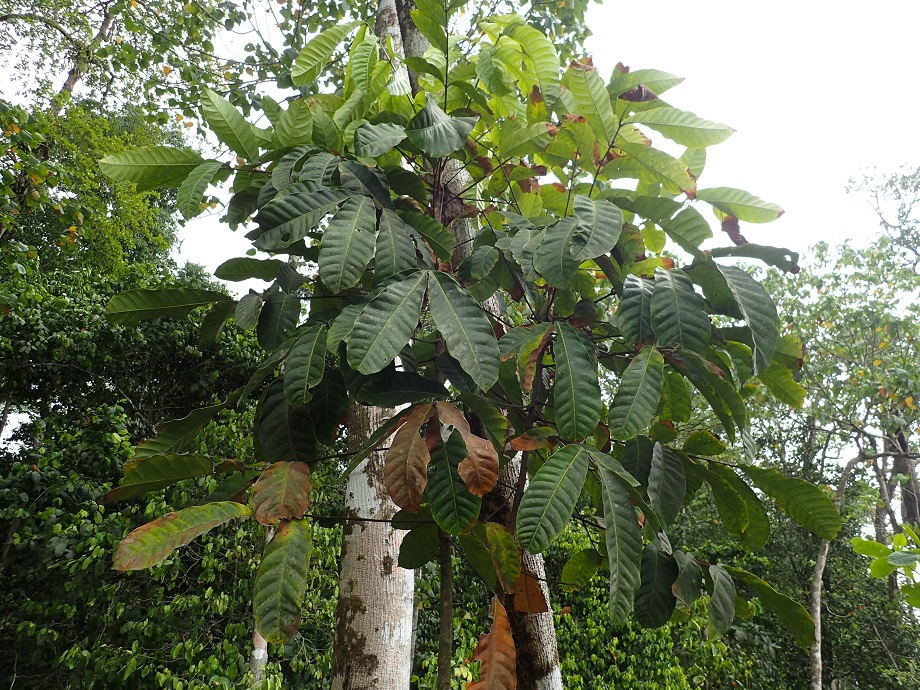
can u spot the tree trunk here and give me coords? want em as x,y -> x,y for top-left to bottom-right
809,454 -> 862,690
50,10 -> 115,116
330,402 -> 415,690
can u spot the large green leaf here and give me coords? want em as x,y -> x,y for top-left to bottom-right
516,445 -> 590,553
759,361 -> 807,408
253,183 -> 349,250
634,544 -> 678,628
499,122 -> 557,158
305,370 -> 349,445
609,346 -> 665,441
103,454 -> 213,503
406,96 -> 478,158
553,323 -> 602,440
214,257 -> 282,282
427,272 -> 500,390
632,106 -> 733,148
257,292 -> 301,351
401,211 -> 454,262
106,288 -> 230,324
561,548 -> 605,593
660,370 -> 692,423
133,403 -> 226,459
618,275 -> 655,347
707,463 -> 770,552
347,272 -> 427,374
319,195 -> 378,292
572,196 -> 623,260
256,380 -> 315,463
533,217 -> 584,287
563,60 -> 617,145
113,502 -> 252,571
292,22 -> 360,86
505,21 -> 560,108
353,122 -> 406,158
99,146 -> 206,191
599,465 -> 643,623
648,443 -> 685,527
253,519 -> 312,644
650,268 -> 710,353
284,326 -> 328,404
743,466 -> 840,540
251,462 -> 313,525
707,564 -> 736,639
483,522 -> 522,593
425,430 -> 481,535
201,88 -> 260,160
696,187 -> 784,223
410,0 -> 448,52
621,197 -> 711,256
271,98 -> 314,148
476,43 -> 514,98
177,161 -> 226,219
376,209 -> 418,280
617,141 -> 697,197
673,551 -> 703,606
668,350 -> 744,442
715,264 -> 778,374
725,567 -> 815,649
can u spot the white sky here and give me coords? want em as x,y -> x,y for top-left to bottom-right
176,0 -> 920,277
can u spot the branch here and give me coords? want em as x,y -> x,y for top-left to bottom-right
0,13 -> 79,46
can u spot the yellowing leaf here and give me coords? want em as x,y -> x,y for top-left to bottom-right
906,396 -> 916,410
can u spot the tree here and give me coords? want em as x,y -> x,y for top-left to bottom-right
98,5 -> 831,688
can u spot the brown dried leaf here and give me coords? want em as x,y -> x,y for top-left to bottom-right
508,427 -> 555,452
720,215 -> 748,246
468,598 -> 517,690
251,461 -> 313,526
436,401 -> 499,496
618,84 -> 658,102
513,570 -> 549,613
384,403 -> 435,512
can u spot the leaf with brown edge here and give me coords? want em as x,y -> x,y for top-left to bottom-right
509,427 -> 555,451
384,403 -> 435,512
113,502 -> 253,571
251,461 -> 313,526
436,401 -> 498,497
513,569 -> 549,613
469,598 -> 517,690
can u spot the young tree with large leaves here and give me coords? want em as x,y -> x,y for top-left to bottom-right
98,3 -> 834,687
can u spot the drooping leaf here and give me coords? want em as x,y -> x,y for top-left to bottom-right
106,288 -> 230,324
709,244 -> 800,273
256,380 -> 315,463
696,187 -> 784,223
483,522 -> 522,593
201,88 -> 261,160
384,403 -> 435,513
436,401 -> 499,497
291,22 -> 360,86
533,217 -> 584,287
725,566 -> 816,649
648,443 -> 685,527
476,43 -> 514,98
563,60 -> 618,145
682,430 -> 726,456
177,160 -> 226,219
634,543 -> 678,628
406,95 -> 478,158
376,209 -> 418,280
305,369 -> 350,445
499,122 -> 557,158
707,564 -> 736,639
398,520 -> 440,568
214,257 -> 283,282
353,368 -> 449,407
253,519 -> 312,644
599,464 -> 643,622
553,323 -> 603,440
272,98 -> 314,148
253,183 -> 350,251
673,551 -> 703,607
468,598 -> 517,690
319,195 -> 378,292
113,502 -> 252,571
460,246 -> 501,283
505,20 -> 561,108
353,121 -> 407,157
235,293 -> 262,330
660,370 -> 692,423
342,406 -> 420,477
572,195 -> 623,260
425,430 -> 482,535
347,271 -> 426,374
743,466 -> 840,540
650,268 -> 710,353
715,264 -> 778,375
251,462 -> 313,525
428,272 -> 500,390
609,346 -> 665,441
99,146 -> 206,191
513,569 -> 550,613
617,141 -> 697,197
632,106 -> 734,148
103,454 -> 213,503
516,445 -> 590,553
283,326 -> 328,405
133,403 -> 226,459
759,361 -> 807,408
707,463 -> 770,551
458,394 -> 509,454
199,299 -> 236,346
618,275 -> 655,348
257,291 -> 301,351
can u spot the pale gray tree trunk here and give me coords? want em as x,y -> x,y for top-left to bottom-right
330,402 -> 415,690
809,454 -> 863,690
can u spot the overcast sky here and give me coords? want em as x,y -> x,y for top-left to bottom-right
176,0 -> 920,277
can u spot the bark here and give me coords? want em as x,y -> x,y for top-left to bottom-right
330,402 -> 415,690
49,10 -> 115,116
808,454 -> 863,690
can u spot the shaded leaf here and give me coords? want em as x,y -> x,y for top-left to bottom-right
284,326 -> 328,404
425,430 -> 482,535
725,566 -> 815,649
104,454 -> 213,503
648,443 -> 685,527
177,160 -> 226,219
561,549 -> 604,592
436,401 -> 499,497
609,346 -> 665,441
406,95 -> 478,158
650,268 -> 710,353
214,257 -> 283,282
743,466 -> 840,540
554,323 -> 603,440
708,564 -> 736,639
107,288 -> 230,324
253,519 -> 312,644
634,543 -> 678,628
600,464 -> 643,622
